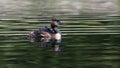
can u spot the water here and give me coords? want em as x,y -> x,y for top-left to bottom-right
0,0 -> 120,68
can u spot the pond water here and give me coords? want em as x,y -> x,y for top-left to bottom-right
0,0 -> 120,68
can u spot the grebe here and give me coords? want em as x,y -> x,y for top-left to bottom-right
28,19 -> 61,48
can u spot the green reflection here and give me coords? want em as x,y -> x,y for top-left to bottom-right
0,0 -> 120,68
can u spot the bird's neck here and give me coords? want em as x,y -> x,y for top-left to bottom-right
52,27 -> 58,33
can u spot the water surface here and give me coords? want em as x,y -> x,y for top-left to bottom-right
0,0 -> 120,68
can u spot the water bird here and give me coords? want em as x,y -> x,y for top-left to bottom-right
28,19 -> 61,51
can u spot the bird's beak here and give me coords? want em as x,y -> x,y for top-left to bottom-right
57,21 -> 61,25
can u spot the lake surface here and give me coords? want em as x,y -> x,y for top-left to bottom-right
0,0 -> 120,68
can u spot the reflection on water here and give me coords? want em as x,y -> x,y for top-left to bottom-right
0,0 -> 120,68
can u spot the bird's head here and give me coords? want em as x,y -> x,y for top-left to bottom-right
51,19 -> 61,28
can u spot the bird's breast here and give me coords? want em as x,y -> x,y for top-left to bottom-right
53,33 -> 61,40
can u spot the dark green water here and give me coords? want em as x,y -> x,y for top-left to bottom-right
0,0 -> 120,68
